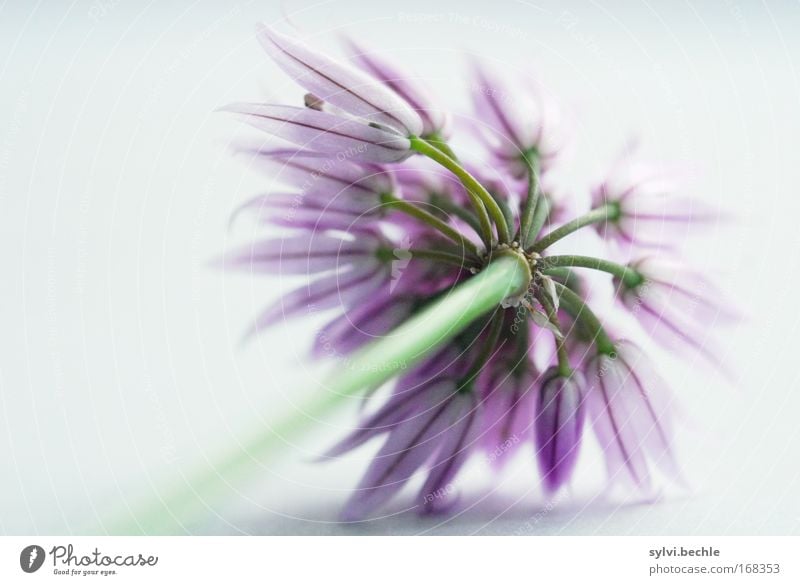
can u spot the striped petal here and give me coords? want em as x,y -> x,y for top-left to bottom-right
257,25 -> 423,136
341,382 -> 456,521
219,233 -> 380,275
245,262 -> 388,337
345,37 -> 450,137
534,368 -> 586,493
221,103 -> 413,163
418,392 -> 479,514
586,341 -> 678,492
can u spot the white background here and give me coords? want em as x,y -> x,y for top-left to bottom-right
1,0 -> 799,535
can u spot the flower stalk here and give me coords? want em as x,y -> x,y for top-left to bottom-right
542,255 -> 643,287
380,193 -> 480,257
410,136 -> 511,246
553,281 -> 616,355
531,203 -> 620,252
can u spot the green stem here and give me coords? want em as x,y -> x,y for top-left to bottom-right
109,253 -> 531,533
531,203 -> 619,253
519,152 -> 540,247
381,193 -> 480,257
407,247 -> 473,267
537,290 -> 571,376
527,195 -> 550,245
553,282 -> 616,355
429,192 -> 482,236
542,255 -> 643,287
410,136 -> 511,245
424,133 -> 459,161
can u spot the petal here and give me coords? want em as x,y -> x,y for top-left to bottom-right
257,25 -> 423,136
341,383 -> 456,521
586,352 -> 652,491
245,262 -> 387,336
313,294 -> 413,358
237,147 -> 393,200
221,103 -> 412,163
345,37 -> 450,137
232,191 -> 376,232
534,369 -> 586,493
480,365 -> 536,469
219,233 -> 379,275
418,392 -> 479,514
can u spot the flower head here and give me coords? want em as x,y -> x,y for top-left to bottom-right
591,154 -> 718,250
215,25 -> 730,522
470,60 -> 565,178
614,257 -> 734,367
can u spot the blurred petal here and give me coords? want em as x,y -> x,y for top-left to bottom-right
220,103 -> 412,162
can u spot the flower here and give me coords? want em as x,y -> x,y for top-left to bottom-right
591,153 -> 718,250
534,368 -> 586,493
257,25 -> 423,137
214,24 -> 729,522
614,257 -> 732,365
470,60 -> 565,178
585,341 -> 679,492
222,228 -> 396,338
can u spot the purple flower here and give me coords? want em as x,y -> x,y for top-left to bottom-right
585,341 -> 679,492
591,155 -> 718,249
257,25 -> 423,137
615,257 -> 733,365
345,37 -> 451,138
534,368 -> 586,493
470,60 -> 565,178
215,24 -> 730,522
223,229 -> 394,337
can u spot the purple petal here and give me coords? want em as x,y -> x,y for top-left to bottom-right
313,294 -> 413,358
232,191 -> 376,232
479,364 -> 537,469
418,392 -> 479,514
345,37 -> 450,137
237,147 -> 393,201
534,368 -> 586,493
341,383 -> 456,521
220,103 -> 412,163
245,262 -> 388,336
257,25 -> 423,136
219,233 -> 379,275
585,342 -> 678,491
